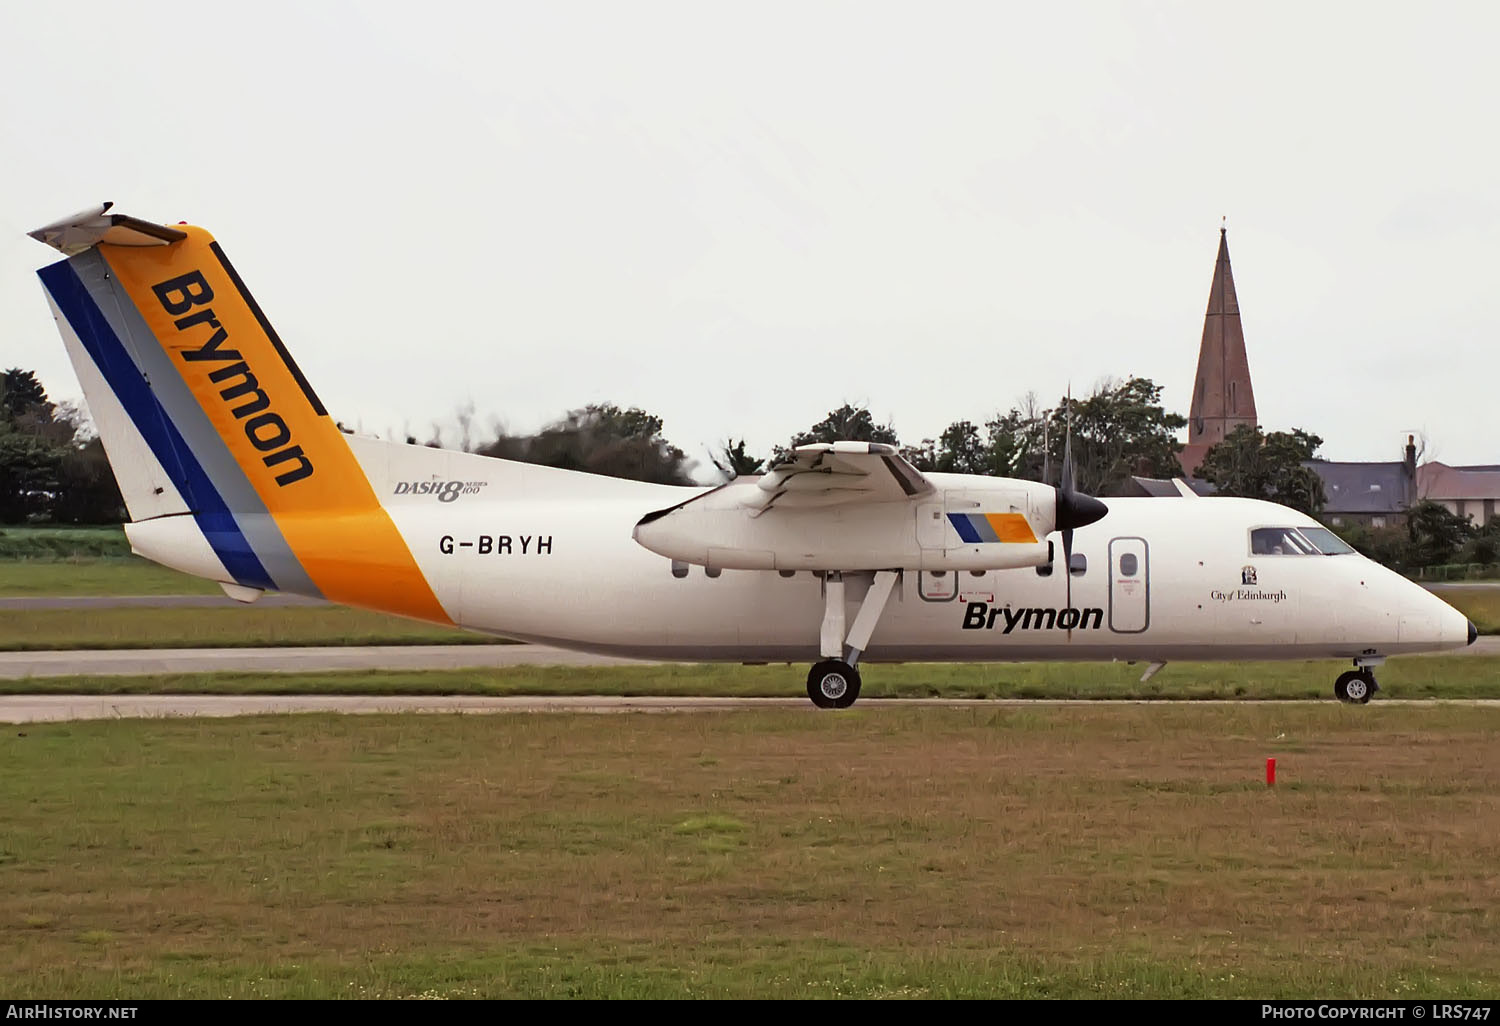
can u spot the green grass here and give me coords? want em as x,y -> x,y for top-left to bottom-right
0,607 -> 503,650
1431,586 -> 1500,635
6,654 -> 1498,699
0,558 -> 220,596
3,707 -> 1499,998
0,526 -> 131,559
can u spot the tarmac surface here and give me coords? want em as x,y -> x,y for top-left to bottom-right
5,693 -> 1500,724
1,637 -> 1493,680
0,644 -> 651,678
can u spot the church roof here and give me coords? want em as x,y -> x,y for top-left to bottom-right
1182,227 -> 1258,475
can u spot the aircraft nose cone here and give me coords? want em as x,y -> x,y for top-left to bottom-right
1470,620 -> 1479,646
1055,487 -> 1108,531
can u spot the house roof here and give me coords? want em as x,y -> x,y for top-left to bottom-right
1305,460 -> 1410,515
1419,462 -> 1500,501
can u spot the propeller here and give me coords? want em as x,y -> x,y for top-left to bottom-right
1053,393 -> 1108,635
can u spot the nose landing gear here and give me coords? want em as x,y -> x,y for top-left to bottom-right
1334,668 -> 1379,704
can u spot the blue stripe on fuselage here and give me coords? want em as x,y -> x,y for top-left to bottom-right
947,512 -> 982,544
37,258 -> 275,590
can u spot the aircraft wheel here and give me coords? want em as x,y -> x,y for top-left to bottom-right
807,659 -> 861,710
1334,670 -> 1373,705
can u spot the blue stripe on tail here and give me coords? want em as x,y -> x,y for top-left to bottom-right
38,258 -> 276,590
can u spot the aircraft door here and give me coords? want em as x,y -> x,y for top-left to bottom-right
1108,537 -> 1149,633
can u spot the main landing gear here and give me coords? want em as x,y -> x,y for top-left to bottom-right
807,659 -> 860,709
806,570 -> 899,709
1334,661 -> 1381,705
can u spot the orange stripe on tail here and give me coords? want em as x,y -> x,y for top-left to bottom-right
101,227 -> 451,624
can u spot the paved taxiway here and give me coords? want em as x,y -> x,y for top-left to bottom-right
5,693 -> 1500,724
2,637 -> 1494,680
0,644 -> 650,678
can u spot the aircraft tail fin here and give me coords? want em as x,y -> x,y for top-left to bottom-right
30,203 -> 451,623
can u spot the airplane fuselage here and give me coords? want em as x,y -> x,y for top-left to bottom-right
406,493 -> 1468,663
30,205 -> 1471,698
128,450 -> 1470,666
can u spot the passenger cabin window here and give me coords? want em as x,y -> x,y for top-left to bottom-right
1118,552 -> 1138,576
1069,553 -> 1086,576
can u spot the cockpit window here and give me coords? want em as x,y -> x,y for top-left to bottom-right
1249,527 -> 1322,556
1298,526 -> 1356,555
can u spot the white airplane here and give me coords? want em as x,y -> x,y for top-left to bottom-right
27,204 -> 1477,707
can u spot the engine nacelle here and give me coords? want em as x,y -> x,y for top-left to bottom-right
633,476 -> 1088,572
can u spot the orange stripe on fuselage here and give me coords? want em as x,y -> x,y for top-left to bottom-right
100,228 -> 451,625
984,512 -> 1038,544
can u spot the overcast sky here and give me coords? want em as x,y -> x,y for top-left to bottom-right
2,1 -> 1495,480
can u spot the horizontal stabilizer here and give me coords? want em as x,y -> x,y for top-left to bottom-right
29,202 -> 186,256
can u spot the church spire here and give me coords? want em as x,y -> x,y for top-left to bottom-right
1180,226 -> 1258,476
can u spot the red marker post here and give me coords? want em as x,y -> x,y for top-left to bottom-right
1266,757 -> 1277,787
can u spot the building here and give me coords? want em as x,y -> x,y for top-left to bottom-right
1418,462 -> 1500,525
1305,437 -> 1417,529
1163,227 -> 1496,525
1178,227 -> 1257,477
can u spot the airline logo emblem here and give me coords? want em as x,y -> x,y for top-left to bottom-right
152,270 -> 313,487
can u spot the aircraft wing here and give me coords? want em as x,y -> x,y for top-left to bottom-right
634,440 -> 1080,572
745,442 -> 934,513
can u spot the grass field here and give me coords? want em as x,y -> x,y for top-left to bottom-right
0,526 -> 130,560
3,706 -> 1498,998
0,607 -> 502,651
0,558 -> 218,596
6,654 -> 1498,700
1430,586 -> 1500,635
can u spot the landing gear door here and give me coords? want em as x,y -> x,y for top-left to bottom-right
1108,537 -> 1149,633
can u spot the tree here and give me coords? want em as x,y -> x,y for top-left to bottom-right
900,438 -> 937,472
1406,500 -> 1475,568
0,430 -> 63,523
1,369 -> 51,423
0,370 -> 122,524
1044,377 -> 1187,495
770,403 -> 900,466
714,438 -> 765,479
54,437 -> 125,524
943,381 -> 1187,491
1198,424 -> 1328,515
1465,515 -> 1500,566
934,420 -> 989,475
474,403 -> 696,485
790,404 -> 900,449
